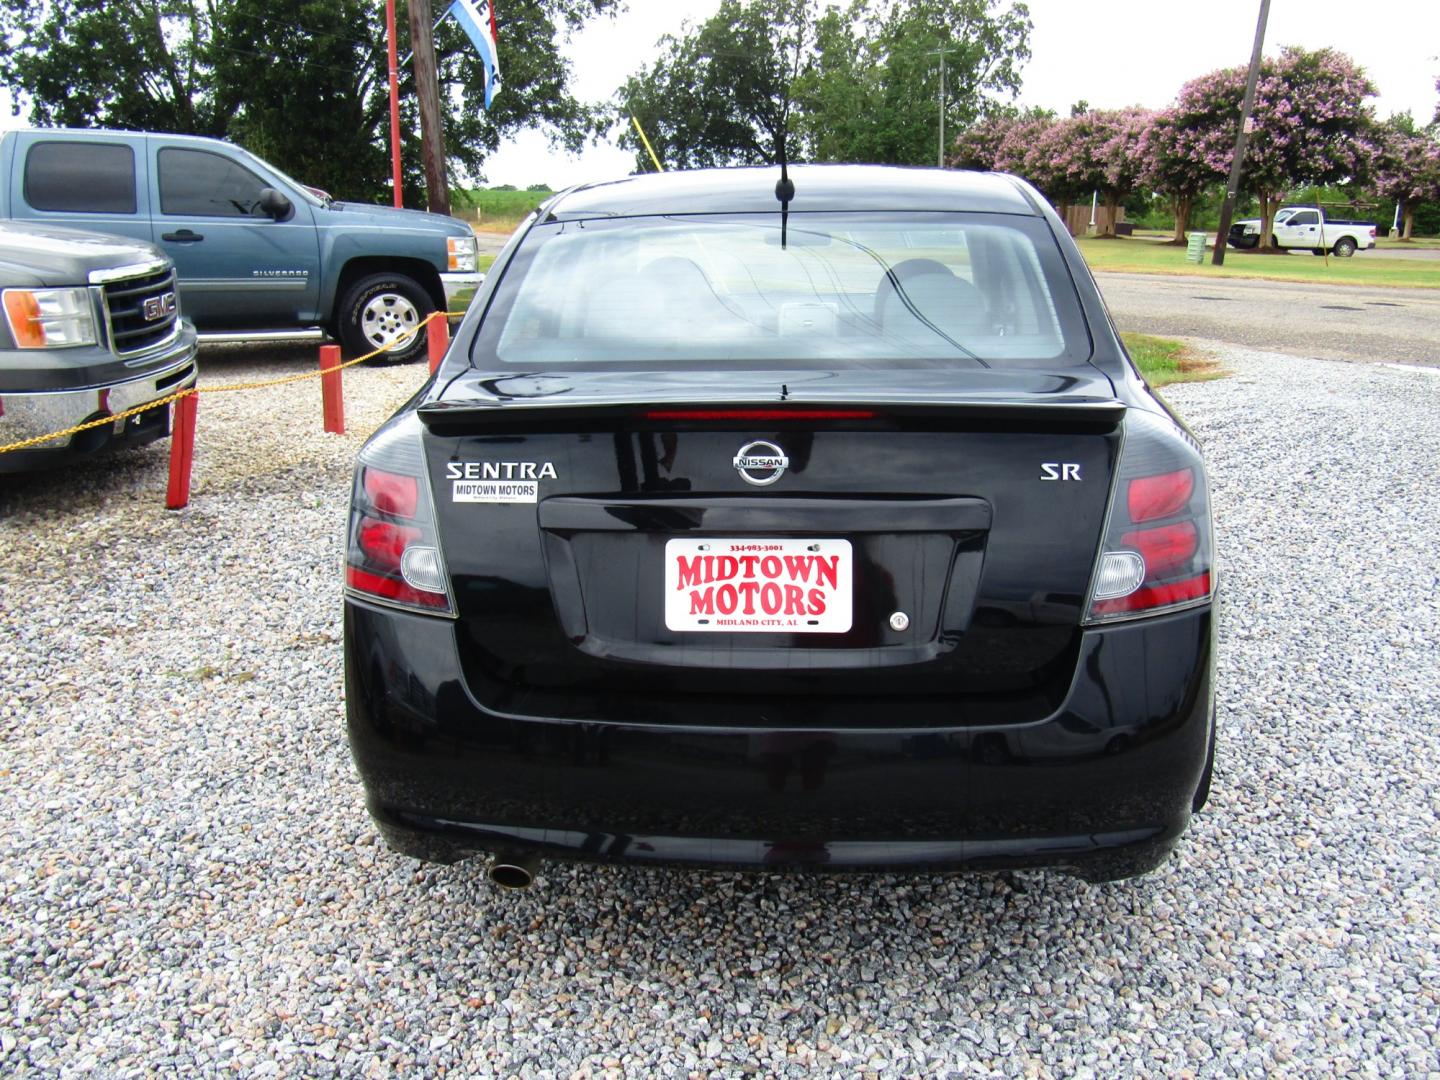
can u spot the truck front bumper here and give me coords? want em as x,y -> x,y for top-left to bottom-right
0,324 -> 198,472
440,271 -> 484,315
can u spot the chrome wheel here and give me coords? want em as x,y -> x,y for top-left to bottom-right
360,292 -> 420,352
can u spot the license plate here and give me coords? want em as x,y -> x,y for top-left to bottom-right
664,538 -> 852,633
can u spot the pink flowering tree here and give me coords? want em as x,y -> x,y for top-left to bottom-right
1176,47 -> 1379,251
1139,108 -> 1227,244
1026,108 -> 1151,236
951,110 -> 1054,173
950,112 -> 1080,217
950,115 -> 1015,171
1372,125 -> 1440,239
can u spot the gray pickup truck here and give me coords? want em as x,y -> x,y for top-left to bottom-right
0,220 -> 198,472
0,128 -> 482,362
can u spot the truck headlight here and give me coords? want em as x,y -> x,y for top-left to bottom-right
447,236 -> 477,273
2,287 -> 98,348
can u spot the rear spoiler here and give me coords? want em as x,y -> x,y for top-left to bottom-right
417,397 -> 1126,435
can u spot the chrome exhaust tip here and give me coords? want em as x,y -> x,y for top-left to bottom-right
487,852 -> 540,890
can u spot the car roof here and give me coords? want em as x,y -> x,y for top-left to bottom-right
544,165 -> 1039,220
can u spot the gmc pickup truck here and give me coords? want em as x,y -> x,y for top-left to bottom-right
1227,207 -> 1378,256
0,128 -> 482,362
0,220 -> 198,472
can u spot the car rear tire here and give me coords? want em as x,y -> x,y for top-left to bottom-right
1073,839 -> 1176,884
1333,237 -> 1357,258
338,273 -> 434,364
1192,704 -> 1217,812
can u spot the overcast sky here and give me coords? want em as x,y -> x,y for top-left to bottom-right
483,0 -> 1440,187
0,0 -> 1434,192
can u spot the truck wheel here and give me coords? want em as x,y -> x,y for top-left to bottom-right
338,273 -> 433,364
1333,237 -> 1357,258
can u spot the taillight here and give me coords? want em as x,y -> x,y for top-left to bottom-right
1085,410 -> 1214,623
346,418 -> 453,615
1127,468 -> 1192,522
363,469 -> 418,517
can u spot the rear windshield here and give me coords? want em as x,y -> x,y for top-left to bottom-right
472,212 -> 1090,370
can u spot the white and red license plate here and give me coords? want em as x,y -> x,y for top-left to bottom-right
664,538 -> 852,633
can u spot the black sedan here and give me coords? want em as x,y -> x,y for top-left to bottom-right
343,166 -> 1216,887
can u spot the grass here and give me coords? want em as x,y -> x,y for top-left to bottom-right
1076,234 -> 1440,289
454,187 -> 552,233
1120,332 -> 1224,387
1374,235 -> 1440,250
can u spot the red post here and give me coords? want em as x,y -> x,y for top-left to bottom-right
387,0 -> 403,208
166,392 -> 198,510
320,344 -> 345,434
426,316 -> 449,373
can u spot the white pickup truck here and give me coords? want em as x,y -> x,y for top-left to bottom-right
1227,207 -> 1378,256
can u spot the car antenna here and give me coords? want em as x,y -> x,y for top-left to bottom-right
775,137 -> 794,250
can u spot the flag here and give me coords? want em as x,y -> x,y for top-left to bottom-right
446,0 -> 501,109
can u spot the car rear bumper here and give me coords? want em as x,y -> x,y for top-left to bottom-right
344,602 -> 1216,877
0,325 -> 198,472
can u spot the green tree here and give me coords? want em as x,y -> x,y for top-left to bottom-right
616,0 -> 1031,171
0,0 -> 619,204
798,0 -> 1033,165
618,0 -> 814,171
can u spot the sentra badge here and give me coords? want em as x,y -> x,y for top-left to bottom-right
733,440 -> 788,486
448,460 -> 556,504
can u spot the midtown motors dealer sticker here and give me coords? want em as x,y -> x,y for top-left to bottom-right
664,538 -> 852,633
447,460 -> 556,504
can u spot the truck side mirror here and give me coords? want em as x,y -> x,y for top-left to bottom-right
258,187 -> 293,221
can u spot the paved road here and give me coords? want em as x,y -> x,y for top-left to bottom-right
474,230 -> 513,257
1097,271 -> 1440,366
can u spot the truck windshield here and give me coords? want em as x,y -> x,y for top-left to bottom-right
472,212 -> 1091,371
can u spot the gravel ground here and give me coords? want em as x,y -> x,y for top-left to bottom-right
1,344 -> 1438,1077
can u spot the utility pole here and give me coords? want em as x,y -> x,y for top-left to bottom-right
1211,0 -> 1271,266
386,0 -> 402,208
408,0 -> 452,217
929,45 -> 956,168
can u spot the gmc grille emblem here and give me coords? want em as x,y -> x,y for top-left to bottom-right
142,292 -> 177,322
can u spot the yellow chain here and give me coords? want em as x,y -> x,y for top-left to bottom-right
0,311 -> 461,456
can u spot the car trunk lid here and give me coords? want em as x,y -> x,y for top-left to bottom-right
419,368 -> 1122,726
